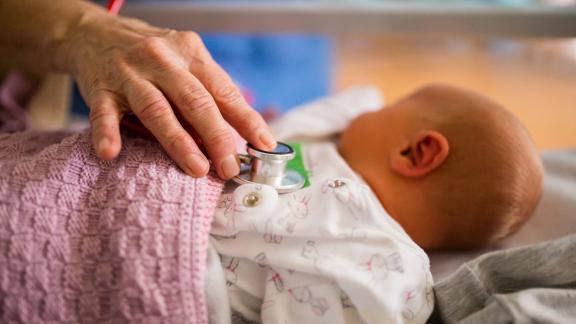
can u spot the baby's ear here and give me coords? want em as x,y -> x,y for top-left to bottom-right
390,131 -> 449,178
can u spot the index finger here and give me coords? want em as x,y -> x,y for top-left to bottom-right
192,60 -> 277,151
154,70 -> 240,180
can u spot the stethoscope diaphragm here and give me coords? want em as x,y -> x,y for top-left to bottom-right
232,142 -> 305,194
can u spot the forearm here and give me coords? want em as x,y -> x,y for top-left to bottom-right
0,0 -> 110,73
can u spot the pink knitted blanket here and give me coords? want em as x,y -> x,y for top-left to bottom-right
0,130 -> 224,323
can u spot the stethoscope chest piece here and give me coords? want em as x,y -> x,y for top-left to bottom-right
232,142 -> 305,194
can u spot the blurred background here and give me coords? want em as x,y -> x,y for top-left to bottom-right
67,0 -> 576,149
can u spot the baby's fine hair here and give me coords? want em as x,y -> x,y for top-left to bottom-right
412,85 -> 543,249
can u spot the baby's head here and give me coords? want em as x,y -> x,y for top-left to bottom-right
339,84 -> 543,250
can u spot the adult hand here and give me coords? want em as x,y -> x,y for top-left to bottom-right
64,12 -> 276,179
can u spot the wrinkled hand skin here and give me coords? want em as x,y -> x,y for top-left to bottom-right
64,12 -> 276,179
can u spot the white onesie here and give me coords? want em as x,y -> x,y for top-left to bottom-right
211,140 -> 434,324
208,87 -> 434,324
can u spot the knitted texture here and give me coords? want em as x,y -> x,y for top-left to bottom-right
0,130 -> 224,323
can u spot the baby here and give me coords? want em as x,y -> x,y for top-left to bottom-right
339,84 -> 544,250
209,84 -> 543,324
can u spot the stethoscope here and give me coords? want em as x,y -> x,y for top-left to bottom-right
232,142 -> 305,194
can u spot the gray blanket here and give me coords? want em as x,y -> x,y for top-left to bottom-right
432,233 -> 576,323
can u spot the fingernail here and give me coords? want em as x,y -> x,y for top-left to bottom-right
98,138 -> 110,155
186,153 -> 209,177
220,154 -> 240,179
258,129 -> 276,149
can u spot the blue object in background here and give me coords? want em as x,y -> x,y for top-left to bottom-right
202,33 -> 333,113
72,33 -> 333,115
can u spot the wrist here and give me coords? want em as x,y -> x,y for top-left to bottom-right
50,2 -> 112,74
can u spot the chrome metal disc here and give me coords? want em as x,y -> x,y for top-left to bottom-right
232,169 -> 305,194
